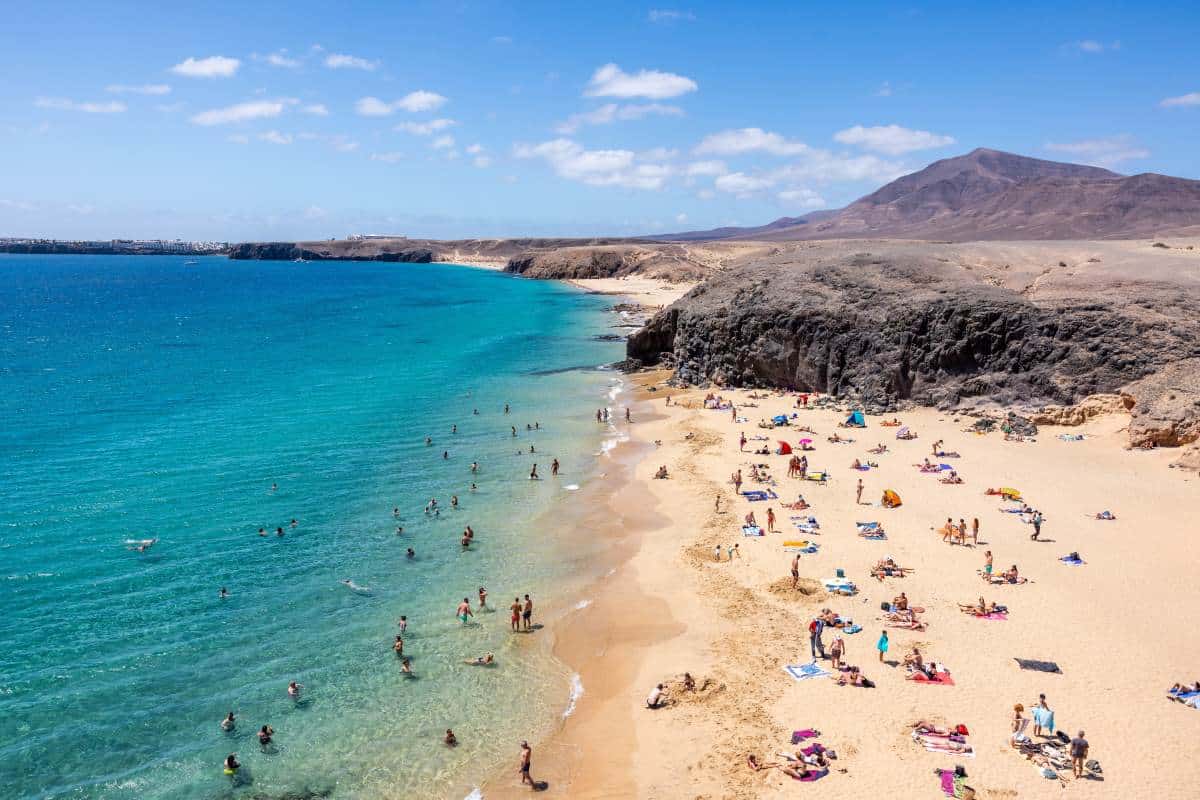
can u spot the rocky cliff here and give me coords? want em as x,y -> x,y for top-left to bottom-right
626,240 -> 1200,432
227,241 -> 435,262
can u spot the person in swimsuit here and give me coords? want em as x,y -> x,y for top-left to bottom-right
220,711 -> 236,732
983,550 -> 993,581
224,753 -> 240,776
510,598 -> 521,631
445,729 -> 458,747
394,635 -> 404,656
465,652 -> 495,666
519,740 -> 533,786
287,681 -> 302,700
478,587 -> 488,609
551,458 -> 559,476
522,594 -> 533,631
401,657 -> 413,675
791,553 -> 801,589
457,599 -> 473,625
397,615 -> 407,633
258,725 -> 273,749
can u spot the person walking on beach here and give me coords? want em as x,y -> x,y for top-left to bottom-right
510,597 -> 522,631
791,553 -> 801,589
1031,511 -> 1044,541
983,550 -> 994,582
809,615 -> 826,659
519,740 -> 534,787
766,507 -> 776,533
856,478 -> 864,505
877,630 -> 889,663
972,517 -> 979,546
625,407 -> 631,423
530,463 -> 539,480
457,598 -> 473,625
739,432 -> 746,451
522,594 -> 533,631
551,458 -> 559,476
733,470 -> 743,493
714,493 -> 721,513
1070,730 -> 1089,778
478,586 -> 488,609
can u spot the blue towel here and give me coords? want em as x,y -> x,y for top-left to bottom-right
1032,706 -> 1055,733
1059,556 -> 1084,566
784,662 -> 831,681
844,624 -> 862,634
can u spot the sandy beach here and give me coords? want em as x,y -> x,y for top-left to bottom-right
564,276 -> 696,308
483,376 -> 1200,798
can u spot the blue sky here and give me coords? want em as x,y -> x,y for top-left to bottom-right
2,0 -> 1198,240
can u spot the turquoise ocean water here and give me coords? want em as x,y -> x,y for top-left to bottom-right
0,255 -> 626,799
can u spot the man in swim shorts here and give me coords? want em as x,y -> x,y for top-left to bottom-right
457,598 -> 473,625
510,597 -> 521,631
522,594 -> 533,631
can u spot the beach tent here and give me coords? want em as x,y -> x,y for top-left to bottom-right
895,426 -> 910,439
777,440 -> 793,455
882,489 -> 902,508
772,414 -> 789,426
845,410 -> 866,427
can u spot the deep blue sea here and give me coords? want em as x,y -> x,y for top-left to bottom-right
0,255 -> 625,799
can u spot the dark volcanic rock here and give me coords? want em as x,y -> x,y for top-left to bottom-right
627,245 -> 1200,414
228,242 -> 433,262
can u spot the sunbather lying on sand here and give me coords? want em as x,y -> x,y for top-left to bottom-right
654,465 -> 669,479
881,418 -> 901,427
940,471 -> 964,484
1094,510 -> 1117,520
836,666 -> 875,687
912,721 -> 961,736
785,495 -> 810,510
921,737 -> 973,754
958,598 -> 1002,616
1168,681 -> 1200,700
828,433 -> 853,443
871,558 -> 910,580
868,443 -> 889,454
935,450 -> 961,458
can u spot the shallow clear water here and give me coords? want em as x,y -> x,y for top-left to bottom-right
0,255 -> 624,799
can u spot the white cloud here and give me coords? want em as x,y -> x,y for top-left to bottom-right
1161,92 -> 1200,108
514,138 -> 673,189
694,127 -> 809,156
34,97 -> 126,113
697,188 -> 715,199
833,124 -> 955,155
555,102 -> 683,134
190,100 -> 284,126
685,160 -> 727,176
675,212 -> 688,224
304,205 -> 326,219
772,152 -> 906,184
355,97 -> 394,116
432,135 -> 456,149
715,172 -> 775,195
466,143 -> 484,155
584,63 -> 698,99
1070,39 -> 1119,54
105,83 -> 171,95
266,51 -> 301,68
491,35 -> 513,44
395,118 -> 456,135
395,90 -> 447,112
357,92 -> 447,116
371,151 -> 405,163
258,130 -> 293,145
301,104 -> 329,116
328,135 -> 359,152
648,9 -> 696,22
324,53 -> 378,71
1044,134 -> 1148,168
473,155 -> 492,168
777,188 -> 826,208
171,56 -> 240,78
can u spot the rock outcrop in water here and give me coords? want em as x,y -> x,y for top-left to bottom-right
626,241 -> 1200,431
228,241 -> 435,262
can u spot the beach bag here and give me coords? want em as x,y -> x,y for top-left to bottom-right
960,786 -> 976,800
880,601 -> 890,611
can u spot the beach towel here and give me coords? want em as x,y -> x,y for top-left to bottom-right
1032,705 -> 1056,733
1015,658 -> 1061,673
791,728 -> 820,744
978,612 -> 1008,620
939,771 -> 956,797
911,670 -> 955,685
784,662 -> 831,681
791,515 -> 819,525
843,623 -> 862,634
792,768 -> 828,782
742,490 -> 768,499
856,521 -> 880,530
1058,433 -> 1086,441
742,525 -> 764,537
804,471 -> 828,482
1059,555 -> 1085,566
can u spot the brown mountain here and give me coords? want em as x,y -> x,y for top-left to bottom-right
659,148 -> 1200,241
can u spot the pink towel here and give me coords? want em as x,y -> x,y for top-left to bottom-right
793,768 -> 829,782
979,612 -> 1008,620
940,770 -> 956,796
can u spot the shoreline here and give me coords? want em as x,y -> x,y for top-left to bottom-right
481,378 -> 1200,798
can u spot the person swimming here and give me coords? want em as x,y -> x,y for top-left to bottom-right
223,753 -> 240,775
287,681 -> 302,699
220,711 -> 236,732
341,579 -> 371,594
125,538 -> 158,552
406,548 -> 415,559
218,587 -> 229,599
465,652 -> 495,666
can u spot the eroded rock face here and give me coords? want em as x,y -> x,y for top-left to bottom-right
1030,394 -> 1132,426
227,242 -> 434,262
1123,360 -> 1200,448
627,246 -> 1200,426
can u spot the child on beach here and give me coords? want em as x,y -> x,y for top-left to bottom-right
877,630 -> 889,662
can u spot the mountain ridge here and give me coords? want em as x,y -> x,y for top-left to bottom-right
655,148 -> 1200,241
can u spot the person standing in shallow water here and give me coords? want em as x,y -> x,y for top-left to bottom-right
551,458 -> 559,476
510,597 -> 522,631
522,594 -> 533,631
519,740 -> 534,787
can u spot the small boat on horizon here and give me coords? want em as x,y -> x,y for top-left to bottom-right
183,259 -> 198,265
